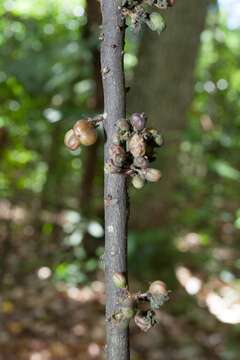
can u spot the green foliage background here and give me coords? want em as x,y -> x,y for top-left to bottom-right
1,1 -> 240,358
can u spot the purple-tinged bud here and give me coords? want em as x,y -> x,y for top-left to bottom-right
130,113 -> 147,131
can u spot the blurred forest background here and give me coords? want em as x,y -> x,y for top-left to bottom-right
1,0 -> 240,359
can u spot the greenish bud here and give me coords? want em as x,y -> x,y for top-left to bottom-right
132,175 -> 145,189
112,272 -> 127,289
154,134 -> 164,147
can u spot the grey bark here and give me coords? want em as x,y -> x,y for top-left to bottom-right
100,1 -> 129,360
129,0 -> 210,228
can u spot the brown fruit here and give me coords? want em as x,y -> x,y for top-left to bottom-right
64,129 -> 81,150
73,120 -> 92,137
79,129 -> 97,146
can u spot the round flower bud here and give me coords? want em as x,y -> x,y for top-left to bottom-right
73,120 -> 97,146
118,118 -> 130,132
73,120 -> 92,137
133,156 -> 149,169
143,168 -> 162,182
128,134 -> 146,157
130,113 -> 146,131
113,272 -> 127,289
64,129 -> 81,150
149,281 -> 169,309
132,175 -> 145,189
149,281 -> 167,296
79,129 -> 97,146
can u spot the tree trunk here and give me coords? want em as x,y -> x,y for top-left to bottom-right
129,0 -> 210,228
79,0 -> 103,257
101,1 -> 129,359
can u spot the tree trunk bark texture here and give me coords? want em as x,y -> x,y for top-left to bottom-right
129,0 -> 210,228
101,1 -> 129,360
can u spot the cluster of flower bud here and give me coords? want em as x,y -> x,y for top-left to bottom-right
133,280 -> 169,332
121,0 -> 176,32
105,113 -> 163,190
111,274 -> 169,332
64,119 -> 98,151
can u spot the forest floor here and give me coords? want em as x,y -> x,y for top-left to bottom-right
0,277 -> 234,360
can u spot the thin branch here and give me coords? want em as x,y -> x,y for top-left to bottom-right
101,0 -> 130,359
